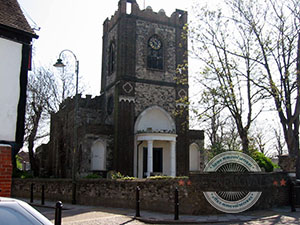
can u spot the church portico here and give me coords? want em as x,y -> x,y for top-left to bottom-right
135,133 -> 177,178
134,105 -> 177,178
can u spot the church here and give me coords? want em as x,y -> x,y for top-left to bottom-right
39,0 -> 204,178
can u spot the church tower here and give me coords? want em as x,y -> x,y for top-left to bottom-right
101,0 -> 191,177
45,0 -> 204,179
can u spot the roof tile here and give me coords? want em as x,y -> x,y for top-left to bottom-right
0,0 -> 36,36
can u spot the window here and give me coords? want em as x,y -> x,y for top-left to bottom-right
107,95 -> 114,115
126,2 -> 132,14
108,42 -> 115,75
147,35 -> 163,70
0,207 -> 36,225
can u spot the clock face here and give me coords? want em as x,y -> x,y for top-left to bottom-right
149,37 -> 161,50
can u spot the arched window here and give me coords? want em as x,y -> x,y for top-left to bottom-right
147,35 -> 163,70
108,42 -> 115,74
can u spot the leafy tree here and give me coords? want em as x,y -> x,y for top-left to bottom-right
251,151 -> 277,172
230,0 -> 300,172
189,2 -> 267,154
190,0 -> 300,177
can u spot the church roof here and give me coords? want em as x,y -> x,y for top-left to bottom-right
0,0 -> 37,37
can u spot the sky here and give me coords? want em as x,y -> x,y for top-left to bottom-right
17,0 -> 205,97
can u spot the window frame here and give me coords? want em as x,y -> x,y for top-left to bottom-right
147,35 -> 164,71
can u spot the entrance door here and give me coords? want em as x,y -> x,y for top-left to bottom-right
143,147 -> 163,177
153,148 -> 163,173
91,141 -> 105,170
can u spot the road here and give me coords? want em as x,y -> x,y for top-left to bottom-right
34,204 -> 300,225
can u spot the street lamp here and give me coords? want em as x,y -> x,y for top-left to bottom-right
54,49 -> 79,205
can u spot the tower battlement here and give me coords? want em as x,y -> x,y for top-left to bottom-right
103,0 -> 187,33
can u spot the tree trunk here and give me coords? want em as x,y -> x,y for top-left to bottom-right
28,109 -> 42,177
28,135 -> 37,176
293,118 -> 300,179
281,118 -> 300,178
235,117 -> 249,155
241,134 -> 249,155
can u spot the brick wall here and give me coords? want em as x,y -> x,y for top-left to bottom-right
0,145 -> 12,197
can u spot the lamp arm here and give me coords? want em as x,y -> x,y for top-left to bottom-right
58,49 -> 78,62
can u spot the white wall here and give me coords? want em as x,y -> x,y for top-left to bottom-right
0,38 -> 22,142
135,106 -> 175,132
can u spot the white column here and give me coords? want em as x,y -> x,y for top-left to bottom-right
170,141 -> 176,177
147,140 -> 153,177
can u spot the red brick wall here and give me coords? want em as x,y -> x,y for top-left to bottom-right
0,145 -> 12,197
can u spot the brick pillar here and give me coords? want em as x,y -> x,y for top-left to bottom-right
0,145 -> 12,197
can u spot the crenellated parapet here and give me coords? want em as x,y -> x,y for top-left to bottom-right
59,94 -> 104,111
103,0 -> 187,33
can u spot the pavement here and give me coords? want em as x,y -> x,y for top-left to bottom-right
21,198 -> 300,224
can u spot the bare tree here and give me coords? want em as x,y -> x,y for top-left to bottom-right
273,127 -> 286,157
24,67 -> 58,175
253,132 -> 266,154
23,52 -> 87,175
248,128 -> 270,156
58,54 -> 76,101
199,89 -> 227,158
192,88 -> 241,158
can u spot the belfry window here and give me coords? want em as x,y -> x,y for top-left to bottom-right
147,36 -> 163,70
108,42 -> 115,74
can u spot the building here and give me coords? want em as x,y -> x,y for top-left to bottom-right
0,0 -> 37,147
44,0 -> 204,178
0,0 -> 37,196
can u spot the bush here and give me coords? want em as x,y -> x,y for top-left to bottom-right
111,171 -> 124,179
84,173 -> 102,179
108,171 -> 188,180
148,175 -> 173,179
15,155 -> 22,170
251,151 -> 276,172
109,171 -> 136,180
13,169 -> 34,178
122,176 -> 137,180
148,175 -> 189,179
